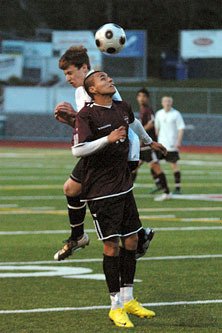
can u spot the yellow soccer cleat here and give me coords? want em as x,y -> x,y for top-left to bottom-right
109,308 -> 134,328
124,299 -> 156,318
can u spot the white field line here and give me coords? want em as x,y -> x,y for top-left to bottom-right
1,183 -> 222,190
0,195 -> 65,200
1,254 -> 222,265
138,207 -> 222,212
0,176 -> 65,180
0,152 -> 69,158
0,209 -> 221,222
1,194 -> 222,208
1,226 -> 222,236
134,183 -> 222,188
0,299 -> 222,314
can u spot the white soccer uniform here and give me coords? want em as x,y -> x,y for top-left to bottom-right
155,108 -> 185,152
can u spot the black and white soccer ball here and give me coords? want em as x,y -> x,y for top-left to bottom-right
95,23 -> 126,54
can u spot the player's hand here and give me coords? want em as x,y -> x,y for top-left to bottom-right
54,102 -> 77,127
175,142 -> 182,150
150,141 -> 167,156
108,126 -> 126,143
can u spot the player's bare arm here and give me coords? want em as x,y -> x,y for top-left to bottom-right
176,129 -> 184,149
143,121 -> 154,131
150,141 -> 167,156
54,102 -> 77,127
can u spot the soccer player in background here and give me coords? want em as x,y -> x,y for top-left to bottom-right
133,88 -> 170,198
155,96 -> 185,200
53,46 -> 158,261
72,71 -> 166,328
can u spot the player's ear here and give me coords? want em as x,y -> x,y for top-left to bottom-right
89,86 -> 96,95
82,64 -> 89,73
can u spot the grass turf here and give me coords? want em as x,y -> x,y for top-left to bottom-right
0,147 -> 221,333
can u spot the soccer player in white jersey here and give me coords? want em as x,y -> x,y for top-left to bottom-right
53,45 -> 163,260
154,96 -> 185,201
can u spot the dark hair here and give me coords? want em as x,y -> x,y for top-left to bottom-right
136,88 -> 150,98
59,45 -> 91,70
83,71 -> 101,98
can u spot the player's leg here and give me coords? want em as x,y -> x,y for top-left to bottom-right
150,161 -> 170,195
89,198 -> 134,328
168,152 -> 181,194
171,162 -> 181,194
120,192 -> 155,318
154,152 -> 172,201
130,152 -> 155,258
54,159 -> 89,261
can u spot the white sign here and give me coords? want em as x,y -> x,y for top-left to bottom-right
52,30 -> 96,51
52,30 -> 102,70
0,54 -> 23,80
180,30 -> 222,59
2,40 -> 52,57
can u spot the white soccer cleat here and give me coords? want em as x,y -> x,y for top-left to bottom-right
154,193 -> 172,202
54,233 -> 90,261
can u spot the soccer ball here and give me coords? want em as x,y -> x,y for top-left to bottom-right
95,23 -> 126,54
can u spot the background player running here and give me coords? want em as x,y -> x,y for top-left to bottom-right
72,71 -> 166,328
132,88 -> 170,198
155,96 -> 185,201
53,46 -> 158,261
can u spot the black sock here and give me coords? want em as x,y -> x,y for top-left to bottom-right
103,254 -> 120,293
174,171 -> 181,190
119,247 -> 136,287
158,172 -> 170,194
131,171 -> 137,182
66,196 -> 86,240
151,168 -> 161,189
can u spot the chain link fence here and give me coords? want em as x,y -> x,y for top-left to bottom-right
0,86 -> 222,146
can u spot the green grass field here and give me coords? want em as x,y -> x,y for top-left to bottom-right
0,147 -> 222,333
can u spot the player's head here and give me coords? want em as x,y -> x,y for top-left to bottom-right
84,71 -> 115,99
161,96 -> 173,111
59,45 -> 91,88
136,88 -> 150,106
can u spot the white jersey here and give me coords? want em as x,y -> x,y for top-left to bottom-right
74,85 -> 140,161
155,108 -> 185,152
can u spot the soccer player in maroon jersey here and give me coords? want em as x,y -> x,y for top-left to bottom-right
54,46 -> 155,261
134,88 -> 170,198
72,71 -> 166,328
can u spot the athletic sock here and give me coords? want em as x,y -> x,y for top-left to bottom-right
103,254 -> 120,294
120,286 -> 133,303
131,171 -> 137,182
110,292 -> 123,310
174,171 -> 181,190
158,172 -> 170,194
119,247 -> 136,303
66,195 -> 86,241
151,168 -> 161,189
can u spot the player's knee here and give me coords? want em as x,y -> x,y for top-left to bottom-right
151,162 -> 161,174
103,239 -> 119,256
124,233 -> 138,251
63,179 -> 81,196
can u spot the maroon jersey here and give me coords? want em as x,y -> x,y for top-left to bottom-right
139,105 -> 157,142
75,100 -> 134,201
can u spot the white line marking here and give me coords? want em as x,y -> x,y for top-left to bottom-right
1,226 -> 222,236
0,176 -> 65,180
134,183 -> 222,188
0,195 -> 65,201
138,207 -> 222,212
1,254 -> 222,265
0,299 -> 222,314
